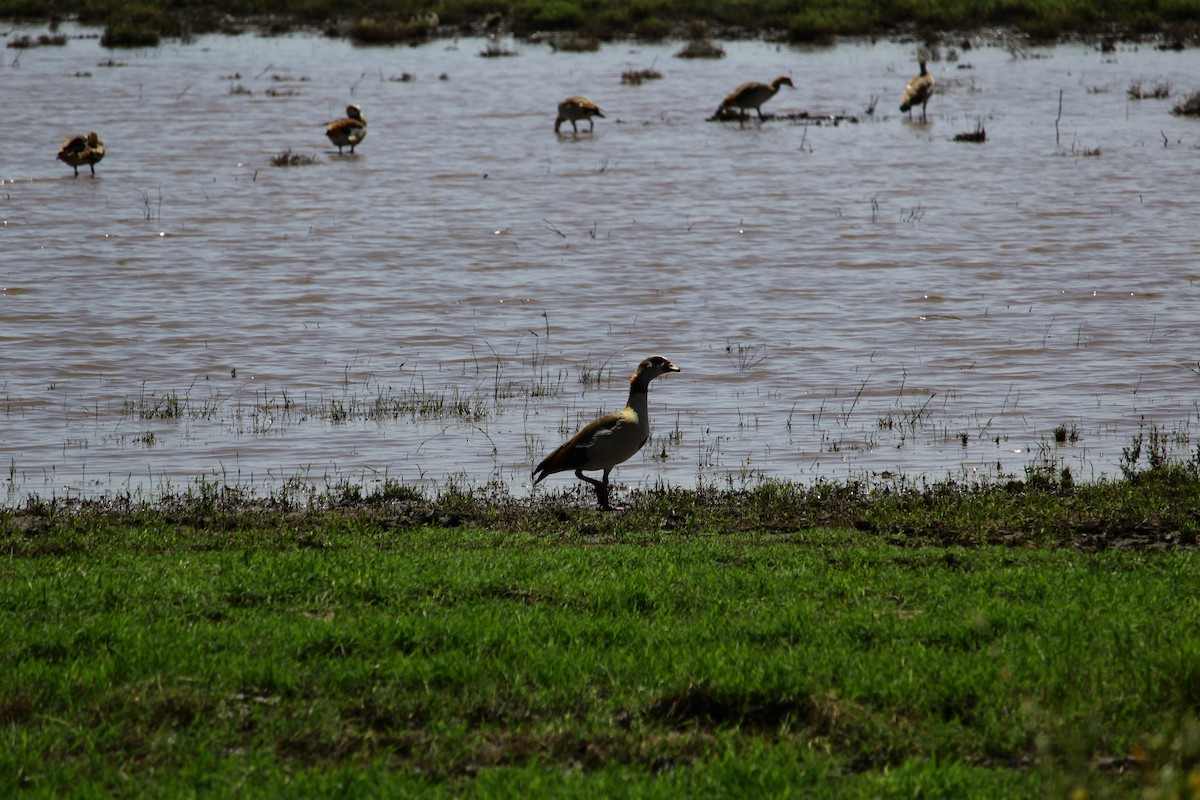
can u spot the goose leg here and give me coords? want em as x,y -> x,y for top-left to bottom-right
574,468 -> 613,510
598,468 -> 613,510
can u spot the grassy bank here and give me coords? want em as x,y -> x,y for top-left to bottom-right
4,468 -> 1200,796
3,0 -> 1200,47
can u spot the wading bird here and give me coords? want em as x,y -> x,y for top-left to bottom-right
326,104 -> 367,154
900,59 -> 935,120
555,97 -> 604,134
532,355 -> 681,510
57,131 -> 104,176
719,76 -> 794,121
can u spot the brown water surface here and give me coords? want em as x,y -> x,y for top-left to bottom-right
3,28 -> 1199,501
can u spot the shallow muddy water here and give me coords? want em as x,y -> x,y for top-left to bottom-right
2,26 -> 1199,502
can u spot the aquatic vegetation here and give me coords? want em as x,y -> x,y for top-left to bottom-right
1128,80 -> 1171,99
270,148 -> 319,167
724,342 -> 767,372
621,67 -> 663,85
1173,90 -> 1200,116
953,120 -> 987,142
346,15 -> 437,45
675,39 -> 724,59
479,39 -> 518,57
6,33 -> 67,47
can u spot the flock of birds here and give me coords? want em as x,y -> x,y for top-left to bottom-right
548,57 -> 933,136
47,57 -> 933,510
48,55 -> 933,509
533,68 -> 937,509
54,58 -> 934,176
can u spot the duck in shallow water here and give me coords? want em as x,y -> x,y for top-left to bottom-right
555,97 -> 605,134
719,76 -> 794,121
57,131 -> 105,176
326,104 -> 367,154
900,59 -> 935,120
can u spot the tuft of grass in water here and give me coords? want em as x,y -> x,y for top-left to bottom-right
576,352 -> 619,388
1173,90 -> 1200,116
953,120 -> 987,142
1054,423 -> 1081,444
124,388 -> 187,420
479,39 -> 518,57
550,34 -> 599,52
345,15 -> 437,45
675,38 -> 724,59
621,67 -> 663,85
1128,79 -> 1171,99
724,341 -> 767,372
6,33 -> 68,48
1057,140 -> 1102,157
270,148 -> 319,167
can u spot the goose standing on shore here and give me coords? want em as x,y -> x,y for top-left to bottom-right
555,97 -> 605,134
719,76 -> 794,120
57,131 -> 104,176
326,104 -> 367,154
900,59 -> 934,120
532,355 -> 681,510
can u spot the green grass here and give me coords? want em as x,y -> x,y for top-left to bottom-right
4,467 -> 1200,796
4,0 -> 1200,44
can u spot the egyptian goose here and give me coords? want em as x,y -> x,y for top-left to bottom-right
326,104 -> 367,154
555,97 -> 604,134
57,131 -> 105,176
532,355 -> 680,510
900,59 -> 934,120
720,76 -> 794,120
